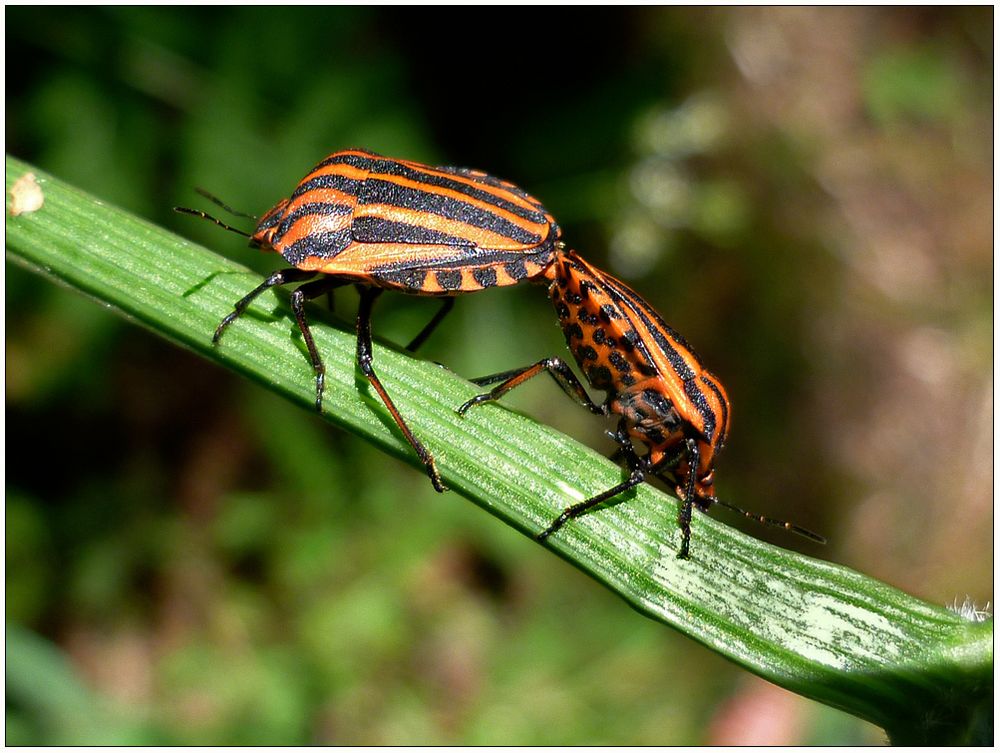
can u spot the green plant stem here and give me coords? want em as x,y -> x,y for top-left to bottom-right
5,155 -> 991,744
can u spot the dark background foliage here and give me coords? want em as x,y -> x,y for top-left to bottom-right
6,7 -> 992,745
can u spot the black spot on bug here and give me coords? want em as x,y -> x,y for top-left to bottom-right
578,345 -> 599,362
608,351 -> 631,373
599,304 -> 621,323
436,270 -> 463,290
587,365 -> 613,389
620,329 -> 638,352
504,259 -> 527,281
636,359 -> 657,377
592,328 -> 606,345
566,322 -> 584,340
566,290 -> 583,305
579,280 -> 597,300
377,268 -> 427,290
472,267 -> 498,288
556,302 -> 571,320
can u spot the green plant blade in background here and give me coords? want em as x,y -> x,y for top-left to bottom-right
5,623 -> 155,744
5,155 -> 992,744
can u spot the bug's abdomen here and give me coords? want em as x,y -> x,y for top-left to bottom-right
267,149 -> 560,295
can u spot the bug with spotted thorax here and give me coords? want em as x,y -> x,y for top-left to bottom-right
177,148 -> 562,493
459,246 -> 825,558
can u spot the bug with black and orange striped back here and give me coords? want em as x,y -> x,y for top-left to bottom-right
458,249 -> 824,558
177,148 -> 561,493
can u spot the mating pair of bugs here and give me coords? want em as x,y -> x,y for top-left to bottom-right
178,148 -> 823,559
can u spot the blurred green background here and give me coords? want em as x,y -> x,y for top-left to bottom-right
6,7 -> 992,745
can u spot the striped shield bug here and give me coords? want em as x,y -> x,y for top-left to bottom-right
177,148 -> 562,493
459,248 -> 824,558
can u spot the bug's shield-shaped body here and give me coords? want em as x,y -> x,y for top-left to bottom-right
251,149 -> 561,294
206,148 -> 564,495
548,251 -> 731,502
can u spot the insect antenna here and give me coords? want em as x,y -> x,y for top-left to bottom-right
173,206 -> 251,238
710,496 -> 826,545
194,188 -> 257,220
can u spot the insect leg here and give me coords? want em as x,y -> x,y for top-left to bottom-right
404,298 -> 455,353
288,277 -> 354,411
537,426 -> 646,542
214,268 -> 318,344
677,438 -> 700,560
458,357 -> 605,416
646,444 -> 688,482
356,287 -> 447,493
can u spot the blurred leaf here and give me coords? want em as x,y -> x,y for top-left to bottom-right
6,623 -> 156,744
5,494 -> 55,624
863,46 -> 963,125
692,178 -> 750,247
